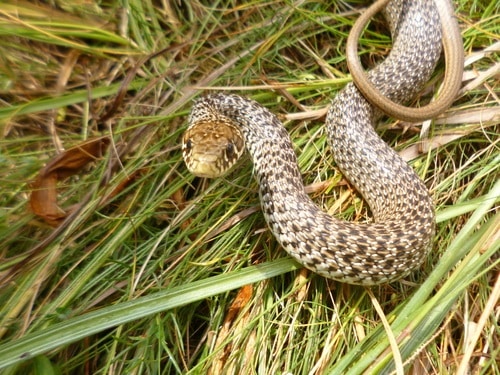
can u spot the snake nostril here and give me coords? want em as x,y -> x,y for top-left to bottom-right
184,139 -> 193,150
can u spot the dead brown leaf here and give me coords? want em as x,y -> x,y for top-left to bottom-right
30,136 -> 110,226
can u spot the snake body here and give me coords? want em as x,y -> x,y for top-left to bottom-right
183,0 -> 462,285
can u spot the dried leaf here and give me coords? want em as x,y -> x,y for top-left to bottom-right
41,136 -> 110,178
30,173 -> 66,226
30,136 -> 110,226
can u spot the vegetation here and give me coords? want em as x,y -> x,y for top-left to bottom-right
0,0 -> 498,374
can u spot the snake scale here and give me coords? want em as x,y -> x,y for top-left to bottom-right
182,0 -> 463,285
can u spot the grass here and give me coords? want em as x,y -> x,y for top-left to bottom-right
0,0 -> 498,374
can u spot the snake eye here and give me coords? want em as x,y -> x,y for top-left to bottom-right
184,139 -> 192,150
225,142 -> 235,158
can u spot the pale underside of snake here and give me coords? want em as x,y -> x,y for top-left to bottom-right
182,0 -> 463,285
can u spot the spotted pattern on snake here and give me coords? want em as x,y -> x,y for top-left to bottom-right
183,0 -> 455,285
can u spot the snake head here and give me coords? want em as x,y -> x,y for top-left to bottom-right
182,120 -> 245,178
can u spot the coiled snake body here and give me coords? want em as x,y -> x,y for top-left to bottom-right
183,0 -> 463,284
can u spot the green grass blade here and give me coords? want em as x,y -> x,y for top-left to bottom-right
0,259 -> 299,370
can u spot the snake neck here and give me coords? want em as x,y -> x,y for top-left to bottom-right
189,94 -> 306,196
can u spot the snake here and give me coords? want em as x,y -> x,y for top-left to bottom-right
182,0 -> 463,285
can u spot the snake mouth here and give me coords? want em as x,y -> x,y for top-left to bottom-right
186,152 -> 227,178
